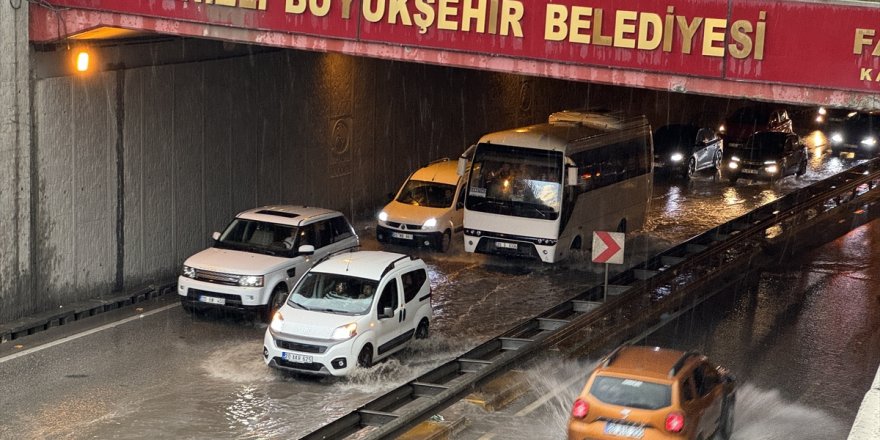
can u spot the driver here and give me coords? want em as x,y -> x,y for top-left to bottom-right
330,281 -> 348,297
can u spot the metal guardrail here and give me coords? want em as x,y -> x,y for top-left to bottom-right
302,159 -> 880,440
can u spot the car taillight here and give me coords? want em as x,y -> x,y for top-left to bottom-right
571,399 -> 589,418
665,411 -> 685,433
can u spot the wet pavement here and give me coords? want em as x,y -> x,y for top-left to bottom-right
0,149 -> 876,439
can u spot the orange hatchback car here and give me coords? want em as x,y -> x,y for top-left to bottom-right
568,346 -> 736,440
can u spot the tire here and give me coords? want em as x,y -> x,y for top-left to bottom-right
415,319 -> 430,339
357,345 -> 373,368
685,158 -> 697,179
715,395 -> 735,440
728,175 -> 738,185
713,151 -> 723,170
436,230 -> 451,253
570,235 -> 582,250
796,158 -> 807,177
616,218 -> 627,234
262,285 -> 288,323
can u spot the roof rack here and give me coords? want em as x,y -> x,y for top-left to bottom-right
600,344 -> 628,368
668,351 -> 702,377
380,255 -> 413,278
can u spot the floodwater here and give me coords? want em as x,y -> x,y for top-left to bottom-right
0,150 -> 875,439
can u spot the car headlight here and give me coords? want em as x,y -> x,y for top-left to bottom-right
238,275 -> 264,287
270,311 -> 284,332
861,137 -> 877,147
730,155 -> 740,162
331,323 -> 357,340
719,124 -> 725,133
423,218 -> 438,228
831,133 -> 843,144
765,164 -> 779,174
182,265 -> 196,279
670,153 -> 684,162
378,211 -> 388,222
818,107 -> 827,116
728,161 -> 739,170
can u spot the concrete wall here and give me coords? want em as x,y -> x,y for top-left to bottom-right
8,44 -> 747,323
0,2 -> 33,323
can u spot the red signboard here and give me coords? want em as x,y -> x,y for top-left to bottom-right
32,0 -> 880,95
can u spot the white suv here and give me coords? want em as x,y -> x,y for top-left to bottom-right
177,206 -> 359,321
263,251 -> 433,376
376,158 -> 466,252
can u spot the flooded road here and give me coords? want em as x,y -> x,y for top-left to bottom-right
0,151 -> 875,439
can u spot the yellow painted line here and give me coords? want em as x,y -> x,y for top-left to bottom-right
0,303 -> 179,364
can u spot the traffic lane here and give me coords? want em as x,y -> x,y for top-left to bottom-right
434,221 -> 880,440
646,153 -> 863,244
0,302 -> 330,439
642,220 -> 880,434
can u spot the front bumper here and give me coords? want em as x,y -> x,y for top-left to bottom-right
376,224 -> 443,248
263,329 -> 357,377
177,276 -> 268,309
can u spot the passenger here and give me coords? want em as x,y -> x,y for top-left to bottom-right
359,284 -> 375,299
330,281 -> 348,298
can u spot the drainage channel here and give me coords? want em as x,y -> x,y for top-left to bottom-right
303,159 -> 880,440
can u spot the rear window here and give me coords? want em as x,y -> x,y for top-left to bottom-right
589,375 -> 671,410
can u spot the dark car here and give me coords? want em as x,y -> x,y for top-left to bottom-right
827,111 -> 880,158
653,124 -> 724,179
724,131 -> 807,184
720,104 -> 793,147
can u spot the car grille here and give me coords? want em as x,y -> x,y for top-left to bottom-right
386,221 -> 422,230
742,160 -> 766,166
193,269 -> 241,286
187,288 -> 243,305
276,339 -> 327,354
274,358 -> 324,372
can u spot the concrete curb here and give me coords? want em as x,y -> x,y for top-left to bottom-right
848,365 -> 880,440
0,281 -> 177,344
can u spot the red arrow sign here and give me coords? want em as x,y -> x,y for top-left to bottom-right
592,231 -> 625,264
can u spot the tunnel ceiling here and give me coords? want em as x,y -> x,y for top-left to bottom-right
29,0 -> 880,110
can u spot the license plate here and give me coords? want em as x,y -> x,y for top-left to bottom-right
741,168 -> 759,174
495,241 -> 518,249
392,231 -> 413,240
199,295 -> 225,305
281,352 -> 313,364
604,422 -> 645,438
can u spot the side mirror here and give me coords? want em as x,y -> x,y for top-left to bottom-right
298,244 -> 315,255
566,166 -> 579,186
381,307 -> 394,319
457,157 -> 468,177
211,232 -> 220,241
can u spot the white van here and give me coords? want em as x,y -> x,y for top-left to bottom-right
177,206 -> 359,321
376,158 -> 466,252
263,251 -> 432,377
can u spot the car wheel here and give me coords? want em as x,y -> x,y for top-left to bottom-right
415,319 -> 430,339
436,230 -> 451,253
728,176 -> 738,185
685,158 -> 697,179
262,285 -> 287,323
357,345 -> 373,368
713,151 -> 723,170
181,300 -> 195,314
715,395 -> 735,440
796,157 -> 807,177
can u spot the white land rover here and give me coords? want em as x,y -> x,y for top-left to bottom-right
376,158 -> 467,252
177,205 -> 359,321
263,251 -> 433,376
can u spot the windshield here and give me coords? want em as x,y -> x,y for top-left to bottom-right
288,272 -> 378,315
466,143 -> 563,220
215,219 -> 297,256
396,180 -> 456,208
589,375 -> 672,410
